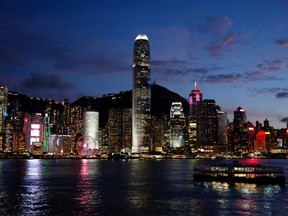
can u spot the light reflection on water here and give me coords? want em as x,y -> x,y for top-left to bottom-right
19,160 -> 47,215
0,159 -> 287,215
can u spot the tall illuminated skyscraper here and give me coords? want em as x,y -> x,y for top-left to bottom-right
132,34 -> 151,153
0,86 -> 8,151
188,82 -> 202,148
83,110 -> 99,151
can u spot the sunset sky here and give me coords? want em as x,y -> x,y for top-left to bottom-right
1,0 -> 288,128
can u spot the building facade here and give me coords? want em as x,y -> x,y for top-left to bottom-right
108,108 -> 132,153
232,107 -> 249,152
170,102 -> 185,148
132,34 -> 151,153
188,82 -> 202,149
83,110 -> 99,152
0,86 -> 8,151
24,113 -> 43,153
197,99 -> 218,147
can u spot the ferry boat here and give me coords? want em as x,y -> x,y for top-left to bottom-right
193,162 -> 286,185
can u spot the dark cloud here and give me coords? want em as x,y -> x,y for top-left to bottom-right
203,70 -> 284,84
254,57 -> 285,73
152,57 -> 284,86
248,87 -> 288,99
204,73 -> 242,83
276,92 -> 288,98
275,38 -> 288,46
0,20 -> 128,77
199,16 -> 233,37
280,117 -> 288,123
21,73 -> 75,90
152,59 -> 222,82
187,15 -> 244,57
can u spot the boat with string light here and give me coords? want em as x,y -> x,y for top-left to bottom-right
193,161 -> 286,185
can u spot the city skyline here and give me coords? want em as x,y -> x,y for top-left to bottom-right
1,0 -> 288,129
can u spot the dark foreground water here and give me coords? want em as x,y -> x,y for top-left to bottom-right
0,159 -> 288,216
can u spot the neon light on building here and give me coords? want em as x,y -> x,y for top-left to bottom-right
25,113 -> 43,153
43,113 -> 50,153
188,82 -> 202,148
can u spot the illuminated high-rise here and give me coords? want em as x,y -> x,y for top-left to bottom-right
0,86 -> 8,151
170,102 -> 185,148
83,110 -> 99,152
24,113 -> 43,153
108,108 -> 132,153
132,34 -> 151,153
198,99 -> 218,146
188,82 -> 202,149
232,107 -> 249,152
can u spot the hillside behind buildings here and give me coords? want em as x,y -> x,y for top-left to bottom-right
71,84 -> 189,127
8,84 -> 189,128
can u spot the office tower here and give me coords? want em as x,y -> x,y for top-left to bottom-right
0,86 -> 8,151
24,113 -> 43,153
198,99 -> 218,146
132,34 -> 151,153
217,110 -> 228,145
233,107 -> 247,124
58,99 -> 71,134
108,108 -> 132,153
170,102 -> 185,148
151,117 -> 166,151
232,107 -> 249,152
188,82 -> 202,149
83,110 -> 99,153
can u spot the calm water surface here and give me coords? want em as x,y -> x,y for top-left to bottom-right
0,159 -> 288,216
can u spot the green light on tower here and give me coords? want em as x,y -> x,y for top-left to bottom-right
43,113 -> 50,153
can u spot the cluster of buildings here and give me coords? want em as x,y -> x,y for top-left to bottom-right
1,34 -> 288,157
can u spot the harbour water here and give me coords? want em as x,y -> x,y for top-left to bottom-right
0,159 -> 288,216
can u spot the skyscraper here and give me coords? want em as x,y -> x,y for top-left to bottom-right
189,82 -> 202,118
198,99 -> 218,146
0,86 -> 8,151
83,110 -> 99,152
188,82 -> 202,149
232,107 -> 249,152
132,34 -> 151,153
170,102 -> 185,148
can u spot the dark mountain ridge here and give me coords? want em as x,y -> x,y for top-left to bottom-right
71,84 -> 189,127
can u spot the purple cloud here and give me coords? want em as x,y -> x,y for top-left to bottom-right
223,33 -> 236,45
275,38 -> 288,46
21,73 -> 75,90
200,16 -> 233,37
151,58 -> 225,84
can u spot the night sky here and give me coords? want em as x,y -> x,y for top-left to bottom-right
1,0 -> 288,128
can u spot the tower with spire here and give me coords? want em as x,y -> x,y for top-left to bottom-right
188,81 -> 202,149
